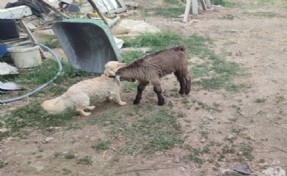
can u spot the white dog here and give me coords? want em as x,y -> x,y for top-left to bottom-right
41,61 -> 127,116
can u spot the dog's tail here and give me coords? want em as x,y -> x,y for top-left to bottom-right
41,95 -> 69,114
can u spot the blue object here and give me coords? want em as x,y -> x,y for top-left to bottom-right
0,44 -> 10,57
65,4 -> 80,12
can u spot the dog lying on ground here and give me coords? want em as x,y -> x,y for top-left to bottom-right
41,61 -> 127,116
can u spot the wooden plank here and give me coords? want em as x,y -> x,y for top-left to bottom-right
200,0 -> 207,10
205,0 -> 211,9
192,0 -> 198,15
183,0 -> 191,22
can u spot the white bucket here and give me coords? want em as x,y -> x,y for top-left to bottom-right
8,44 -> 42,68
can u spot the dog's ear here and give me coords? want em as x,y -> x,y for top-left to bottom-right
117,63 -> 127,68
103,69 -> 116,76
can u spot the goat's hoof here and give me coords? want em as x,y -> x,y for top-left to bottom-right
179,90 -> 185,95
158,100 -> 165,106
134,99 -> 141,104
133,100 -> 140,104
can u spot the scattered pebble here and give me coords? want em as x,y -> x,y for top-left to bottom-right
261,167 -> 286,176
44,137 -> 54,143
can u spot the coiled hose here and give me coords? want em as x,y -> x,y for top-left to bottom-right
0,42 -> 63,104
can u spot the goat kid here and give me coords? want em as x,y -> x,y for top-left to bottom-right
115,46 -> 191,106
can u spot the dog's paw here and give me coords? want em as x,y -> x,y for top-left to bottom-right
82,112 -> 91,116
119,102 -> 127,106
86,106 -> 95,110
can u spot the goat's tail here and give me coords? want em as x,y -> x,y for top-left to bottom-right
173,45 -> 186,53
185,73 -> 192,95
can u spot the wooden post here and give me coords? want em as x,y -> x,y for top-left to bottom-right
205,0 -> 211,9
192,0 -> 198,16
200,0 -> 207,11
86,0 -> 108,25
183,0 -> 191,23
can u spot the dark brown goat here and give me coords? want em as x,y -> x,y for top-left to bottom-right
115,45 -> 192,105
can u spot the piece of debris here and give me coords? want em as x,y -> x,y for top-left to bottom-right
120,47 -> 151,54
0,62 -> 18,75
0,81 -> 22,92
261,167 -> 286,176
231,163 -> 252,175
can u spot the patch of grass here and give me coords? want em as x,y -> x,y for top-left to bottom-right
76,156 -> 93,165
191,62 -> 211,79
42,40 -> 60,49
221,145 -> 235,154
63,168 -> 72,175
88,105 -> 182,154
91,140 -> 111,151
64,152 -> 76,159
192,54 -> 246,91
239,142 -> 254,161
193,99 -> 222,112
187,145 -> 211,164
211,0 -> 226,6
1,101 -> 75,133
0,160 -> 8,168
226,83 -> 249,93
255,98 -> 266,103
122,81 -> 138,93
244,11 -> 282,18
121,51 -> 145,64
123,31 -> 212,58
275,95 -> 285,104
145,7 -> 184,18
0,60 -> 81,85
221,14 -> 235,20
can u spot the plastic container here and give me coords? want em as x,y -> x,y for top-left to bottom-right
7,44 -> 42,68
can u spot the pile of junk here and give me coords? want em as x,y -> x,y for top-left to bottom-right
0,0 -> 160,102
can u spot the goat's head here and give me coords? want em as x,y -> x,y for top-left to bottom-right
115,68 -> 136,82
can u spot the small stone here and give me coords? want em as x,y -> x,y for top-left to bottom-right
226,134 -> 235,140
179,167 -> 186,172
0,128 -> 9,133
208,116 -> 214,120
44,137 -> 54,143
34,165 -> 44,172
200,138 -> 206,143
261,167 -> 286,176
174,157 -> 180,163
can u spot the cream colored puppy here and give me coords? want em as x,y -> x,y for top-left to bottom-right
103,61 -> 127,76
41,61 -> 127,116
41,76 -> 126,116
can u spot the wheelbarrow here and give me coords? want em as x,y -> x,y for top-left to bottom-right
52,18 -> 121,74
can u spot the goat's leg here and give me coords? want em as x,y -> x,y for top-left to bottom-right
151,80 -> 165,106
174,71 -> 186,95
182,69 -> 192,95
134,81 -> 149,104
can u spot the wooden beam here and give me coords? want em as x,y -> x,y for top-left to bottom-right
183,0 -> 191,23
192,0 -> 198,15
205,0 -> 211,9
200,0 -> 207,11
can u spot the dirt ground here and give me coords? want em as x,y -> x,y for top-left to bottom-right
1,0 -> 287,176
